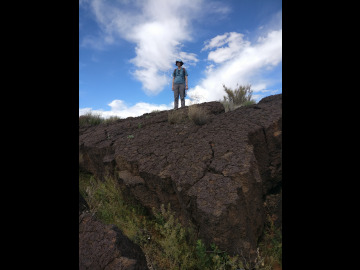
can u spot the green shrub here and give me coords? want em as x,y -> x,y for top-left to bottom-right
195,240 -> 209,268
221,84 -> 256,112
152,204 -> 198,269
257,216 -> 282,269
79,171 -> 281,270
79,112 -> 103,126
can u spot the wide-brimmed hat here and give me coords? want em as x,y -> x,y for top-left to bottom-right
175,59 -> 184,66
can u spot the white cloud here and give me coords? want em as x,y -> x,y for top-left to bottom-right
80,35 -> 108,50
204,32 -> 250,64
202,33 -> 228,51
179,51 -> 199,67
187,28 -> 282,103
80,1 -> 281,117
79,95 -> 207,119
79,99 -> 173,119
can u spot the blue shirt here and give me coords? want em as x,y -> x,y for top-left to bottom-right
173,68 -> 188,84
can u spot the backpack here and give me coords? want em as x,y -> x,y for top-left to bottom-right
173,67 -> 186,80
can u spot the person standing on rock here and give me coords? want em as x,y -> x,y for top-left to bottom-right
172,59 -> 188,109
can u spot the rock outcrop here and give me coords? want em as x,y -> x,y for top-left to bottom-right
79,193 -> 149,270
79,94 -> 282,258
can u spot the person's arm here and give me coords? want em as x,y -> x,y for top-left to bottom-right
172,76 -> 175,90
185,75 -> 188,90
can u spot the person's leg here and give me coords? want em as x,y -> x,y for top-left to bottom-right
179,84 -> 185,108
173,84 -> 180,109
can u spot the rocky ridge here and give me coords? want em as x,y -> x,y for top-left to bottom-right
79,94 -> 282,258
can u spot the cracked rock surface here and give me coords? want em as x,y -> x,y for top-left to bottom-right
79,95 -> 282,256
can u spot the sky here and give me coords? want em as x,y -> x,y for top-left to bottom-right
79,0 -> 282,119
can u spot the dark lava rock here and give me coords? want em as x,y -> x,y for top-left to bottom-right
79,95 -> 282,258
79,212 -> 149,270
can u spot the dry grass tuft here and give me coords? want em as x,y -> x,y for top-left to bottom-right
167,109 -> 188,124
188,105 -> 209,125
79,112 -> 121,126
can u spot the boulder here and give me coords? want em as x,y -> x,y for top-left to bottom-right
79,212 -> 149,270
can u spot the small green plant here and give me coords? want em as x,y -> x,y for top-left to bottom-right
257,216 -> 282,269
152,204 -> 198,269
195,240 -> 209,268
127,135 -> 134,139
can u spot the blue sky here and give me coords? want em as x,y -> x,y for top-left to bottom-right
79,0 -> 282,118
